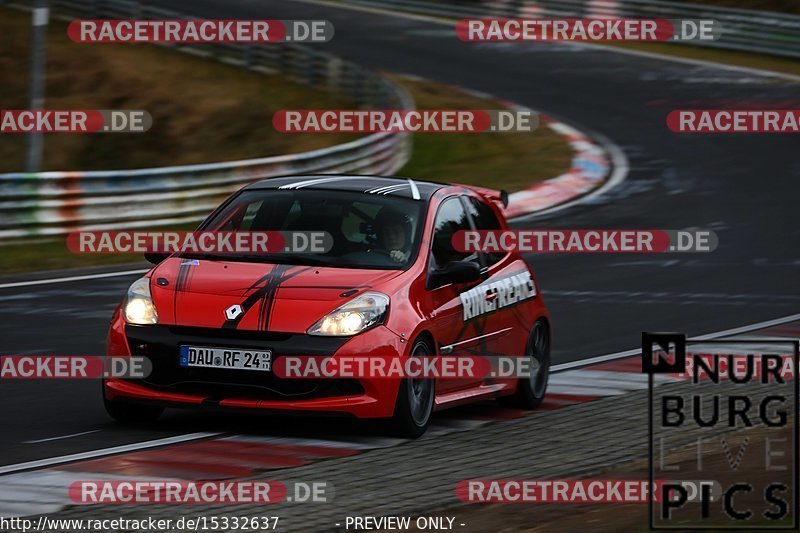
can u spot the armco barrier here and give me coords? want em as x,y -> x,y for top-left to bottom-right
0,0 -> 413,240
339,0 -> 800,58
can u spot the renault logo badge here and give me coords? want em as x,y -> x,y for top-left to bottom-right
225,304 -> 243,320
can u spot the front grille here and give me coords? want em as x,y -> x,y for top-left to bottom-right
125,325 -> 362,401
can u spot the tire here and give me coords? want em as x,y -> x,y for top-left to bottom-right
390,338 -> 435,438
103,387 -> 163,424
498,319 -> 550,409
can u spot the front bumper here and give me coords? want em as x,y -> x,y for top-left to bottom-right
104,311 -> 406,418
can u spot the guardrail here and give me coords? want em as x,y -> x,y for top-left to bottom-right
340,0 -> 800,58
0,0 -> 413,241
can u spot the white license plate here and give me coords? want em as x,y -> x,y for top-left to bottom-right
179,345 -> 272,372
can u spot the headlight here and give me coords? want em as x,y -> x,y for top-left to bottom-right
308,292 -> 389,336
123,277 -> 158,325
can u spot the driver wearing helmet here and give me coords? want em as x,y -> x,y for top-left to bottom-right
373,207 -> 412,263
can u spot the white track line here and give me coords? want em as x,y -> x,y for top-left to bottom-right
560,369 -> 680,384
0,432 -> 221,476
548,384 -> 628,396
224,434 -> 404,451
549,374 -> 650,390
0,269 -> 148,290
552,312 -> 800,372
23,430 -> 101,444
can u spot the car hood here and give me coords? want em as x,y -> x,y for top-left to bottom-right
149,257 -> 402,333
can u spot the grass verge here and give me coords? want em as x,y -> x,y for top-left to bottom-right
394,76 -> 573,191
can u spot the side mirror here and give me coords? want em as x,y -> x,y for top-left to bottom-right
144,251 -> 170,265
430,261 -> 482,287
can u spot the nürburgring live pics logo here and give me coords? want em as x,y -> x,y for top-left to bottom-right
644,332 -> 799,529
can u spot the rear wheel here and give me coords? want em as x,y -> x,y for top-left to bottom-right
498,320 -> 550,408
390,338 -> 435,438
103,386 -> 163,424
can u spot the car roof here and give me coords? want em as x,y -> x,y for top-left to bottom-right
245,174 -> 447,201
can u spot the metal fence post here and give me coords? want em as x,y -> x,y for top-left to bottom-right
25,0 -> 49,173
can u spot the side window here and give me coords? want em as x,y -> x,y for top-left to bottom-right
430,197 -> 481,269
465,197 -> 505,266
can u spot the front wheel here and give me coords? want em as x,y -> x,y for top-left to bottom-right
498,319 -> 550,409
390,338 -> 435,438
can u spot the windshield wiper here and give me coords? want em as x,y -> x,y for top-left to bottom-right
246,254 -> 334,266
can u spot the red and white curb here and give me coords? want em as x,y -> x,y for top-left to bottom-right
503,118 -> 611,219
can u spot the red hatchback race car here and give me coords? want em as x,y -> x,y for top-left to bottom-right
104,175 -> 552,437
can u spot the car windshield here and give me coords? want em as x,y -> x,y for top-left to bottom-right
189,187 -> 427,269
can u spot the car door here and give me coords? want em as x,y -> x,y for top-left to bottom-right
462,194 -> 535,387
426,196 -> 489,394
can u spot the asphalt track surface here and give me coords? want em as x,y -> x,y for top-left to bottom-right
1,0 -> 798,472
